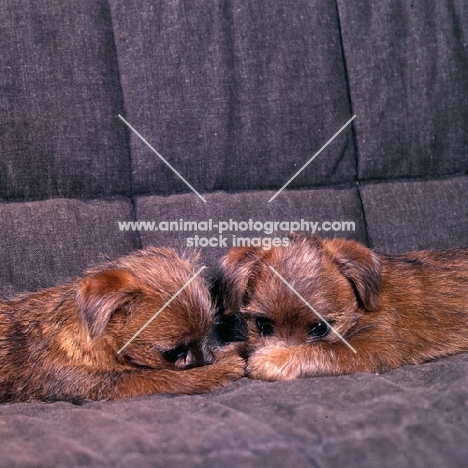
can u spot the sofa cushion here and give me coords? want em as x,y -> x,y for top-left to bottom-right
0,198 -> 138,298
110,0 -> 356,196
1,354 -> 467,468
361,176 -> 468,252
0,0 -> 129,201
338,0 -> 468,180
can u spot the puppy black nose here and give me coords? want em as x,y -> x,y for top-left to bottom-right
201,347 -> 215,365
162,346 -> 188,363
188,347 -> 215,367
164,342 -> 215,369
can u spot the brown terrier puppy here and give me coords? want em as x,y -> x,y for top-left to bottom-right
218,235 -> 468,380
0,247 -> 245,402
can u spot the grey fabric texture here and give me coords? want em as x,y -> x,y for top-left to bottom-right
338,0 -> 468,181
0,198 -> 138,298
1,355 -> 468,468
0,0 -> 467,467
362,176 -> 468,253
0,1 -> 130,200
109,0 -> 355,195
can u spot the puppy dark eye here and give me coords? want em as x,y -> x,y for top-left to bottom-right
162,345 -> 188,363
309,321 -> 331,339
255,317 -> 274,337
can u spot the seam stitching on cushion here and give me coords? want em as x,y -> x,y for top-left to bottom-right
106,0 -> 142,249
334,0 -> 370,246
1,172 -> 467,204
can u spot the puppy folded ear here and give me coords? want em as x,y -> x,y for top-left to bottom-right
322,238 -> 381,311
76,269 -> 142,339
220,247 -> 266,313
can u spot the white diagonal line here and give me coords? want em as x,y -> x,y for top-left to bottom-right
268,266 -> 357,353
117,266 -> 207,354
268,115 -> 356,202
118,114 -> 207,203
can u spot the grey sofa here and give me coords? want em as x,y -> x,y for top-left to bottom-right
1,1 -> 467,467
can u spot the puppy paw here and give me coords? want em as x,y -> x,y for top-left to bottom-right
213,343 -> 247,382
247,346 -> 304,381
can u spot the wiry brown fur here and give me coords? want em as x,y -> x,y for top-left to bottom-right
218,235 -> 468,381
0,247 -> 245,402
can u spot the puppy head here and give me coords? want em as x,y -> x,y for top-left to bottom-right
75,248 -> 216,370
219,236 -> 381,376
